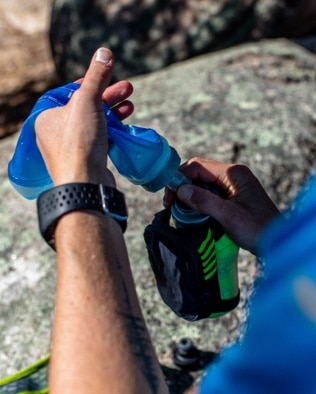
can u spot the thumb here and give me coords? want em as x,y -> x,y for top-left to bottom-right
80,48 -> 114,102
177,184 -> 228,223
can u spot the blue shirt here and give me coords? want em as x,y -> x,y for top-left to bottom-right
199,175 -> 316,393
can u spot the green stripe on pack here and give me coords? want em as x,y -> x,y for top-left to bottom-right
204,266 -> 217,280
197,228 -> 212,254
201,248 -> 216,267
203,258 -> 216,274
200,240 -> 215,261
197,228 -> 218,281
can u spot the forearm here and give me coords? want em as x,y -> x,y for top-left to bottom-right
49,211 -> 168,394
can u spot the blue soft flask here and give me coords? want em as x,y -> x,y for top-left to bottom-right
8,83 -> 187,199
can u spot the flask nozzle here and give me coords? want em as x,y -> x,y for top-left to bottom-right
167,171 -> 191,191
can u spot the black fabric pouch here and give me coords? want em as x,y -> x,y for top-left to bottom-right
144,209 -> 240,321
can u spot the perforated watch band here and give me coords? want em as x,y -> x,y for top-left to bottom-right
37,183 -> 128,248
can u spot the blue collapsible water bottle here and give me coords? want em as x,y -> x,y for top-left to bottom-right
8,83 -> 188,199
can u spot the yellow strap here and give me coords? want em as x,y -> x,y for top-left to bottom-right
0,355 -> 49,387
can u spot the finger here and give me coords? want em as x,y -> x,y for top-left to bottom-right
179,158 -> 225,183
111,101 -> 134,121
177,184 -> 229,223
79,48 -> 114,102
163,187 -> 176,208
102,80 -> 134,107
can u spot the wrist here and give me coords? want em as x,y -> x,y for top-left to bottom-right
53,168 -> 116,188
37,182 -> 128,249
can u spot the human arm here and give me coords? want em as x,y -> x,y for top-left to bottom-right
35,48 -> 168,394
164,157 -> 280,254
196,176 -> 316,393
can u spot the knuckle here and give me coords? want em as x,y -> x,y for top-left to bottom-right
229,163 -> 252,177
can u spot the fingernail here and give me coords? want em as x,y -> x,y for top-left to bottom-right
178,185 -> 193,201
95,48 -> 112,65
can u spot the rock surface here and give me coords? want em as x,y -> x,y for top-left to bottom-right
0,0 -> 55,138
2,0 -> 316,138
0,1 -> 316,392
50,0 -> 316,82
50,0 -> 257,82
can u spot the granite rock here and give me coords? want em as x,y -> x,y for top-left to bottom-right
50,0 -> 316,82
0,0 -> 55,138
50,0 -> 257,82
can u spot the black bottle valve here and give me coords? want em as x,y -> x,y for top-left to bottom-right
173,338 -> 217,371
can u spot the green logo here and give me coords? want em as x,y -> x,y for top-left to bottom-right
197,228 -> 217,281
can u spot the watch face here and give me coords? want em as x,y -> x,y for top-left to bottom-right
101,185 -> 128,220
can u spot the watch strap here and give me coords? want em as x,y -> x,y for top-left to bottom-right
37,183 -> 127,248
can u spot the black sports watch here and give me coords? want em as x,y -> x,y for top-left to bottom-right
37,183 -> 128,248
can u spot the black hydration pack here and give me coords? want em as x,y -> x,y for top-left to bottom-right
144,208 -> 240,321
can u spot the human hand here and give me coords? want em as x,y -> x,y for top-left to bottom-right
35,48 -> 134,187
164,157 -> 280,254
